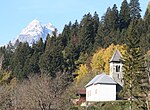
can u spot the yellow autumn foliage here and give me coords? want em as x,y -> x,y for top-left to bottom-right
75,44 -> 127,85
0,71 -> 11,84
91,48 -> 105,73
76,64 -> 88,85
103,44 -> 117,74
91,44 -> 127,74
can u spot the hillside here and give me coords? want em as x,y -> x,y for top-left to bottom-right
0,0 -> 149,109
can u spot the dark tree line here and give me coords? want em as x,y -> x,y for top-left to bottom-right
0,0 -> 149,80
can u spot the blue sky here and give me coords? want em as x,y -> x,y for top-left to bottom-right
0,0 -> 149,46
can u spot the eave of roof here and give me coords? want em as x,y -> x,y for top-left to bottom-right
85,73 -> 117,87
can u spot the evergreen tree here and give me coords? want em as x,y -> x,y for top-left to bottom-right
32,38 -> 45,54
94,5 -> 120,49
39,35 -> 65,77
78,13 -> 95,53
70,20 -> 79,38
122,20 -> 148,110
120,0 -> 130,30
63,20 -> 80,73
143,3 -> 150,51
22,38 -> 44,76
144,2 -> 150,19
94,22 -> 105,49
94,7 -> 112,49
61,22 -> 72,47
110,4 -> 120,45
63,44 -> 80,74
103,5 -> 119,31
103,7 -> 112,31
11,42 -> 32,80
129,0 -> 141,20
144,51 -> 150,110
111,4 -> 119,30
93,12 -> 99,36
124,19 -> 143,49
0,45 -> 13,70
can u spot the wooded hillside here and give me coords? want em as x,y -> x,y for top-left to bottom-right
0,0 -> 149,109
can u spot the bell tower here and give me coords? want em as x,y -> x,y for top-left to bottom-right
109,49 -> 123,86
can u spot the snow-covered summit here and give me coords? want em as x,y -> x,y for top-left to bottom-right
12,19 -> 56,46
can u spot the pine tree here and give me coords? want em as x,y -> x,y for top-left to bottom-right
22,38 -> 44,76
39,35 -> 65,77
144,51 -> 150,110
1,45 -> 13,70
111,4 -> 119,30
70,20 -> 79,39
63,20 -> 81,73
143,3 -> 150,51
63,44 -> 79,74
94,8 -> 113,49
61,22 -> 72,47
94,5 -> 120,49
78,13 -> 95,53
122,20 -> 149,110
93,12 -> 99,36
11,42 -> 32,80
103,5 -> 119,31
94,22 -> 105,49
129,0 -> 141,20
120,0 -> 130,30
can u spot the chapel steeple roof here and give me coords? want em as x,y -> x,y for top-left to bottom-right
109,49 -> 122,63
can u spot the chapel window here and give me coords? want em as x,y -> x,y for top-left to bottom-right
116,65 -> 120,72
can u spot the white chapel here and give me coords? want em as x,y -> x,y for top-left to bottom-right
85,49 -> 123,102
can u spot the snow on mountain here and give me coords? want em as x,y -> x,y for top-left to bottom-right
12,19 -> 56,46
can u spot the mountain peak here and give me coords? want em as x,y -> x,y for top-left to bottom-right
27,19 -> 41,28
12,19 -> 56,46
20,19 -> 43,35
31,19 -> 40,24
28,19 -> 42,27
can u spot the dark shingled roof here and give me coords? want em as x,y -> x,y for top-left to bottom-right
85,73 -> 117,87
110,49 -> 122,63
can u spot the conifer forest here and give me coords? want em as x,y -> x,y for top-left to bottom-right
0,0 -> 150,109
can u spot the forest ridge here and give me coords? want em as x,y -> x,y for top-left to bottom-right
0,0 -> 149,109
0,0 -> 149,79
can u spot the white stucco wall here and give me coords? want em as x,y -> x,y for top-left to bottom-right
86,84 -> 116,102
110,62 -> 123,79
